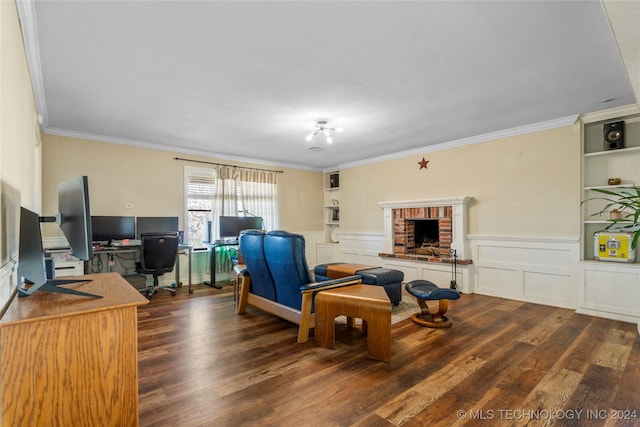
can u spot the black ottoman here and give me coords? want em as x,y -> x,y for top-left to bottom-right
358,268 -> 403,306
313,263 -> 404,306
405,280 -> 461,328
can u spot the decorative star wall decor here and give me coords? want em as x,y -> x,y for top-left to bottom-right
418,157 -> 429,170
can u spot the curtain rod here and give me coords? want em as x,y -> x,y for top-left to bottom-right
174,157 -> 284,174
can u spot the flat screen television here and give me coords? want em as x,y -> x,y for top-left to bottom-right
219,216 -> 263,239
136,216 -> 179,239
91,216 -> 136,243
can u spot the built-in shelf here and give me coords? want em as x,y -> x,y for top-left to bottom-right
579,105 -> 640,324
322,170 -> 340,248
584,184 -> 636,190
584,145 -> 640,157
584,220 -> 633,224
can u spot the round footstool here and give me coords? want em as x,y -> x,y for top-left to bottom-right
405,280 -> 461,328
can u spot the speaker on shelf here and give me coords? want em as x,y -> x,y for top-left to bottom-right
604,121 -> 625,150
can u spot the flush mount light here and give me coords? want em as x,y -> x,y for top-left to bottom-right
305,120 -> 344,146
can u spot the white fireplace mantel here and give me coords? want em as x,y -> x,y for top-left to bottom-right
377,197 -> 472,259
378,196 -> 471,210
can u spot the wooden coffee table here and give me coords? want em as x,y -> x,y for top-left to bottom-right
315,284 -> 392,362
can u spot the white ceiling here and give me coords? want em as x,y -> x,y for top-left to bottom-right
20,1 -> 636,170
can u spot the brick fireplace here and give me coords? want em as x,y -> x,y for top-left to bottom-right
394,207 -> 453,257
379,197 -> 472,264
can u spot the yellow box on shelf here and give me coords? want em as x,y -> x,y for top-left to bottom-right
594,231 -> 636,262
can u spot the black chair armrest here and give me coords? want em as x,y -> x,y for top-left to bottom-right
299,275 -> 361,293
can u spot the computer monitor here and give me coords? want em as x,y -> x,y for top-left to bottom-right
17,176 -> 100,298
136,216 -> 179,239
91,216 -> 136,243
57,176 -> 93,260
17,207 -> 100,298
17,207 -> 48,289
219,216 -> 263,239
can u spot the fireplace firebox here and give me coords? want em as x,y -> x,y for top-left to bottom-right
392,206 -> 452,257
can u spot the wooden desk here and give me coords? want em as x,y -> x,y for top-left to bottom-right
0,273 -> 148,426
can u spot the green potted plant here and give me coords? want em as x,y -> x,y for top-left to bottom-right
582,186 -> 640,249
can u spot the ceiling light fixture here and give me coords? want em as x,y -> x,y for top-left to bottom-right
305,120 -> 343,145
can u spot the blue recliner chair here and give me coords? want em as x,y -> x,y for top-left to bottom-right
236,230 -> 361,343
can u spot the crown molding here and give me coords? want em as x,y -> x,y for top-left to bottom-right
336,114 -> 580,170
43,127 -> 320,172
16,0 -> 48,129
580,104 -> 639,124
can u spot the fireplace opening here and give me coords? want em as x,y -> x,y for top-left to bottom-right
411,219 -> 439,256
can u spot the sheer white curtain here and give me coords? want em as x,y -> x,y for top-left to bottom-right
210,165 -> 240,242
237,168 -> 279,232
210,165 -> 279,239
209,166 -> 279,273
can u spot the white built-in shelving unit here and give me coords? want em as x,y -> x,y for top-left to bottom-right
316,170 -> 340,264
578,104 -> 640,323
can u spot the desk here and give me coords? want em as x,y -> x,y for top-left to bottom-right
204,241 -> 238,289
0,273 -> 148,426
92,244 -> 193,292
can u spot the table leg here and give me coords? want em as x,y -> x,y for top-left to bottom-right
315,295 -> 337,349
175,252 -> 181,287
364,311 -> 391,362
188,247 -> 192,293
204,246 -> 222,289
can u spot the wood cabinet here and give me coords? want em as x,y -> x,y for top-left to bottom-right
0,273 -> 148,426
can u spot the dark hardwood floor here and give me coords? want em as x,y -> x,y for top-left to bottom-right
137,283 -> 640,427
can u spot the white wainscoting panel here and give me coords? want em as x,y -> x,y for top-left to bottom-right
0,259 -> 18,315
335,232 -> 638,324
339,232 -> 386,265
338,231 -> 473,293
469,235 -> 579,309
577,262 -> 640,323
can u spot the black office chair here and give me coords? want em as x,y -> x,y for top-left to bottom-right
136,232 -> 180,299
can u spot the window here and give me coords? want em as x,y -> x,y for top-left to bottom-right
185,167 -> 215,247
184,166 -> 278,247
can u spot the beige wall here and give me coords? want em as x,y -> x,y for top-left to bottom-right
340,124 -> 582,238
1,0 -> 42,308
42,122 -> 581,243
40,134 -> 323,239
